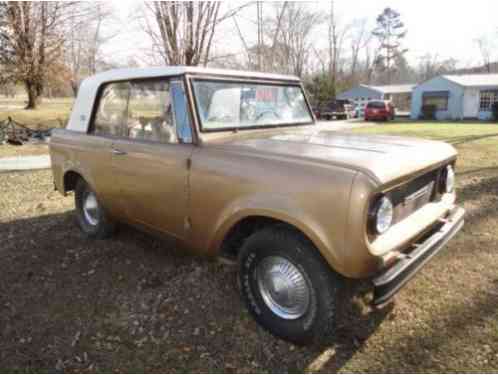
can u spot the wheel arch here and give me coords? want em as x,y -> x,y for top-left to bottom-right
63,170 -> 84,194
62,168 -> 98,195
212,210 -> 342,274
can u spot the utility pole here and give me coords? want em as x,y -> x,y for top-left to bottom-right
257,1 -> 263,70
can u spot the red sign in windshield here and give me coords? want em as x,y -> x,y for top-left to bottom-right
256,88 -> 276,102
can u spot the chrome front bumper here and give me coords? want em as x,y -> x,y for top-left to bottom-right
372,206 -> 465,307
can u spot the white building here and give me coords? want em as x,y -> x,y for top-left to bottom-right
411,74 -> 498,120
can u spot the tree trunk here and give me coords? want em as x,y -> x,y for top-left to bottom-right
71,80 -> 79,97
25,81 -> 40,110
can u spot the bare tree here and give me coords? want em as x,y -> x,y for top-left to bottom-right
325,1 -> 349,96
308,1 -> 349,98
0,2 -> 77,109
416,54 -> 457,82
142,2 -> 250,66
65,3 -> 117,96
349,18 -> 371,84
475,35 -> 495,73
260,2 -> 322,76
232,2 -> 288,73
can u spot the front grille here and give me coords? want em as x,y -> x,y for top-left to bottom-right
390,169 -> 440,224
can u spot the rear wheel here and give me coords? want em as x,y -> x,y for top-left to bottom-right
75,178 -> 115,239
238,226 -> 342,345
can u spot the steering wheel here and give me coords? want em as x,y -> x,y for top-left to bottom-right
207,114 -> 234,122
255,109 -> 280,121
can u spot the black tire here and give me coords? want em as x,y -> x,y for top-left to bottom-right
75,178 -> 115,239
238,226 -> 342,345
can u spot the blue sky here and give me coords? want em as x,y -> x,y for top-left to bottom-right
108,0 -> 498,69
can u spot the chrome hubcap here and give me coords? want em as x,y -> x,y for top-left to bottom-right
256,256 -> 310,320
83,191 -> 99,226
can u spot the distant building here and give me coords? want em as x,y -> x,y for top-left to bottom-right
411,74 -> 498,120
337,84 -> 416,112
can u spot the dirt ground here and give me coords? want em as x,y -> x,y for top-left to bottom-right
1,124 -> 498,372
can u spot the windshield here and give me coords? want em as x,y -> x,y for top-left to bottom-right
192,79 -> 313,131
367,101 -> 387,109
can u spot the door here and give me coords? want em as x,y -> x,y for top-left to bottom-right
463,88 -> 479,118
89,81 -> 130,215
111,78 -> 195,239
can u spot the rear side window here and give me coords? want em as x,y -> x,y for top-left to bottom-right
93,82 -> 129,137
92,78 -> 193,144
127,80 -> 177,143
367,101 -> 386,109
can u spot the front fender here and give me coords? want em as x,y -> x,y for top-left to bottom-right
208,193 -> 345,275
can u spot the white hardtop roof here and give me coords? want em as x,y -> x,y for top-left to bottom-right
67,66 -> 301,133
85,66 -> 301,87
442,74 -> 498,87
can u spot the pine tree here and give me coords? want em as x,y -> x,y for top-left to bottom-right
372,8 -> 408,84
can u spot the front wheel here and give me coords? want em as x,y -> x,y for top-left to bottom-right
238,226 -> 342,345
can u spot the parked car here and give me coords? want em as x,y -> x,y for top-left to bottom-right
50,67 -> 464,345
365,100 -> 396,121
315,99 -> 352,120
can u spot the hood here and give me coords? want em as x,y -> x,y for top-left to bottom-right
213,130 -> 457,185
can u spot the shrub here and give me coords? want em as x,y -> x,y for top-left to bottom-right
492,102 -> 498,122
420,104 -> 437,120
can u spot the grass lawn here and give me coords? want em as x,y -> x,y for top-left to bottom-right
354,121 -> 498,174
0,121 -> 498,372
0,96 -> 73,129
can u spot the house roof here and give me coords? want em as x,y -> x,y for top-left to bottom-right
442,74 -> 498,87
337,83 -> 416,100
366,84 -> 416,94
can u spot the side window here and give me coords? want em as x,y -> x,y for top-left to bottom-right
93,82 -> 129,136
127,80 -> 177,144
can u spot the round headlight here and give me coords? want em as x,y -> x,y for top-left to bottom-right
445,165 -> 455,193
371,195 -> 394,235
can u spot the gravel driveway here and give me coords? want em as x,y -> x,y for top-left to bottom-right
0,155 -> 51,172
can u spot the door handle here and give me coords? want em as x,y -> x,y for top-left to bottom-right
112,148 -> 127,156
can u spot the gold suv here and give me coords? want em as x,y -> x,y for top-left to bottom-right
50,67 -> 464,344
